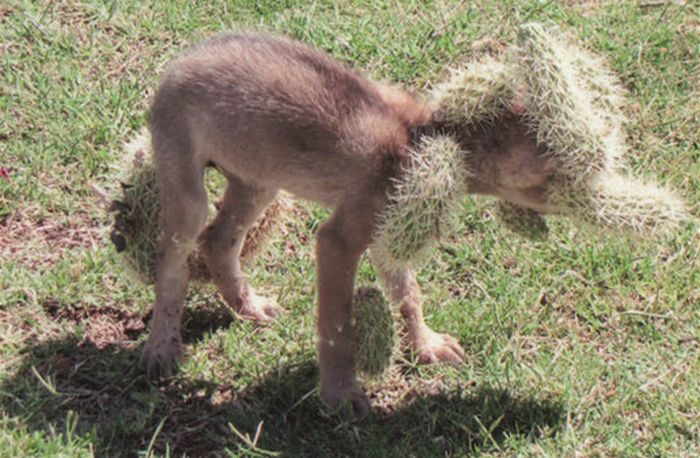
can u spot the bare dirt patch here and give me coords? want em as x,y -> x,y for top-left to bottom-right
1,210 -> 103,269
39,296 -> 238,351
42,299 -> 146,350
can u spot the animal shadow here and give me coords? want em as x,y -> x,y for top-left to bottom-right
2,305 -> 562,457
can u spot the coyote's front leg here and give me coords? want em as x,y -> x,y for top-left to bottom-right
199,176 -> 282,321
316,200 -> 383,416
373,259 -> 466,365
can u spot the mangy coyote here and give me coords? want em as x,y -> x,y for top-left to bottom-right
143,32 -> 553,414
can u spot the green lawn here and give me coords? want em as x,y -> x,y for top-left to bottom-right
1,1 -> 699,456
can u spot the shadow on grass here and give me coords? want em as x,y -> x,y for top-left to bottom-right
2,309 -> 563,457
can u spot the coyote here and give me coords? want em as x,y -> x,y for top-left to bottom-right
142,32 -> 551,414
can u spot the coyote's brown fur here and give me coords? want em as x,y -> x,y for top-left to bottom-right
143,32 -> 551,414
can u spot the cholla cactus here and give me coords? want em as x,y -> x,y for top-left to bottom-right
109,131 -> 163,283
515,23 -> 686,234
516,23 -> 614,179
353,287 -> 397,377
430,23 -> 686,239
572,43 -> 627,124
554,172 -> 687,233
109,129 -> 291,284
430,56 -> 513,125
371,135 -> 469,270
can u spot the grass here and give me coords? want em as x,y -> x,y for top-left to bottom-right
1,0 -> 699,456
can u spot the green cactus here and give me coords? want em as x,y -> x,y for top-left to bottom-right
429,23 -> 686,240
353,287 -> 398,377
110,129 -> 290,284
371,135 -> 468,270
109,131 -> 163,283
553,172 -> 687,235
516,23 -> 685,235
516,23 -> 613,180
430,56 -> 513,126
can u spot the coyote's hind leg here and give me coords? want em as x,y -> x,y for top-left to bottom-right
200,175 -> 281,321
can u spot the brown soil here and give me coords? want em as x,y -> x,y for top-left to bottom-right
43,299 -> 147,350
1,210 -> 103,269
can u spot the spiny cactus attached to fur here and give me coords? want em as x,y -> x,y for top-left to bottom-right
353,287 -> 398,377
109,132 -> 163,283
572,45 -> 627,124
109,129 -> 292,284
515,23 -> 686,233
371,135 -> 469,270
571,44 -> 629,172
552,172 -> 687,234
431,56 -> 513,126
429,22 -> 686,239
516,22 -> 613,180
